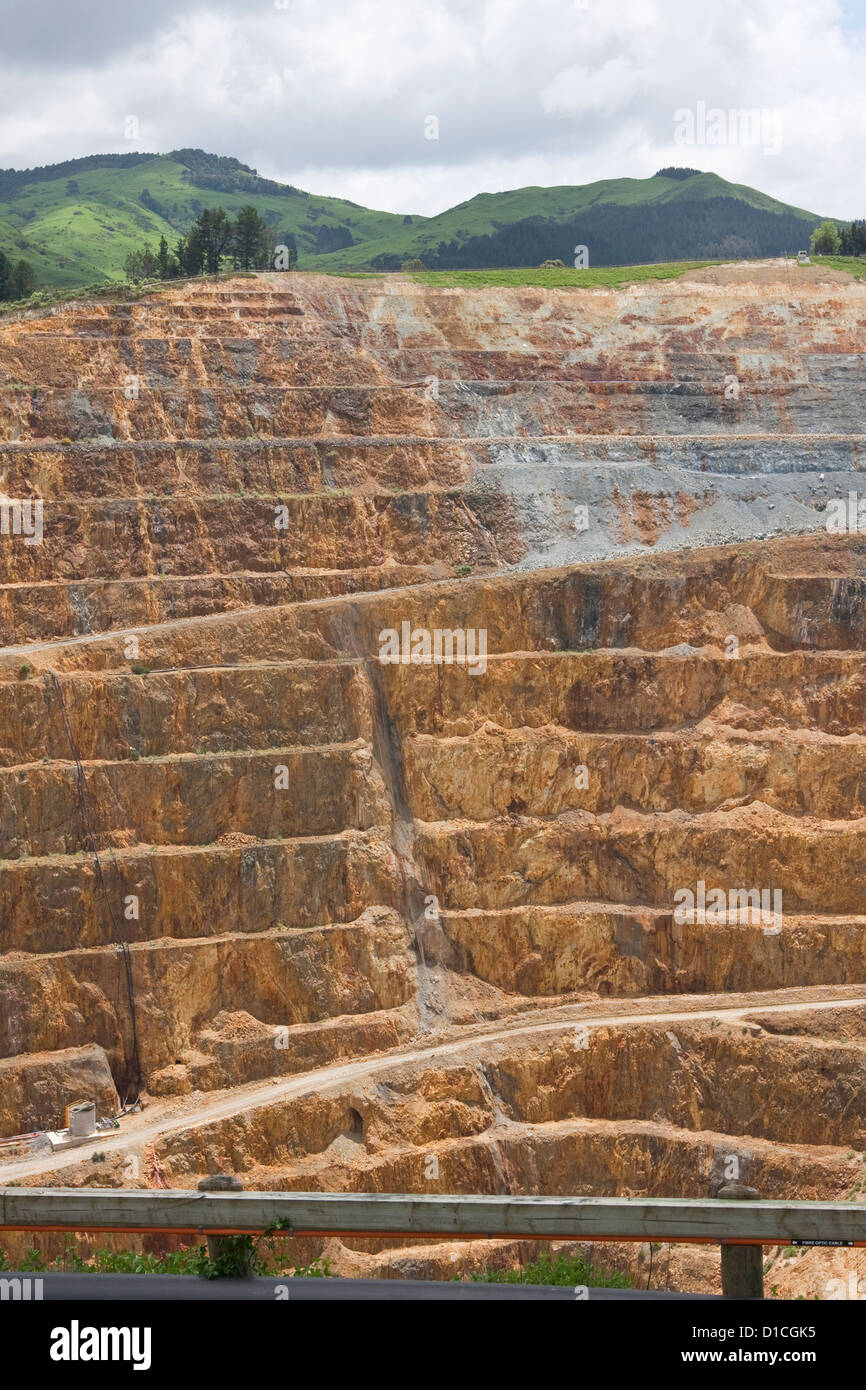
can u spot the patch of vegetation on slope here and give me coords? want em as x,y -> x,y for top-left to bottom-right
809,255 -> 866,279
470,1250 -> 634,1288
403,260 -> 721,288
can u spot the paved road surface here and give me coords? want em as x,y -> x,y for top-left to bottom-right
1,1272 -> 718,1300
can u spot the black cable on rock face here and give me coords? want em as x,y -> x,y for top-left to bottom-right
46,669 -> 143,1104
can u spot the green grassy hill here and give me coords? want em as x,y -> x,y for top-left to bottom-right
309,171 -> 823,271
0,152 -> 825,289
0,150 -> 409,288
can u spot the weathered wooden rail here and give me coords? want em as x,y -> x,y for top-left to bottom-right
4,1186 -> 864,1297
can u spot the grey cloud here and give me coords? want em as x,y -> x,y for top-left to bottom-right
1,0 -> 189,66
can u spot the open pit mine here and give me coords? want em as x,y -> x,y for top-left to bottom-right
1,267 -> 866,1296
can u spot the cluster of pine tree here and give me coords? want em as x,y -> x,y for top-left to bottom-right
810,218 -> 866,255
0,249 -> 36,301
370,200 -> 822,272
123,205 -> 295,281
170,148 -> 305,198
836,220 -> 866,255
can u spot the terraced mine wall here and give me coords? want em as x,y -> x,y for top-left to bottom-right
1,272 -> 865,1295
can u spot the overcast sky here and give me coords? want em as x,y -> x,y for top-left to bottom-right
1,0 -> 864,217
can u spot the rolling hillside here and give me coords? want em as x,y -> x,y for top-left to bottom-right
310,171 -> 823,271
0,150 -> 408,289
0,151 -> 824,288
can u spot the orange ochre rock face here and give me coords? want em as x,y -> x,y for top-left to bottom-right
1,271 -> 865,1295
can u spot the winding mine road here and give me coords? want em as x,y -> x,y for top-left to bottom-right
2,984 -> 864,1184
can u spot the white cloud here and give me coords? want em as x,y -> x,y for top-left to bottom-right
0,0 -> 863,217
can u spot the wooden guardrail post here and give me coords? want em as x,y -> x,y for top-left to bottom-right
718,1182 -> 763,1298
196,1175 -> 256,1276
